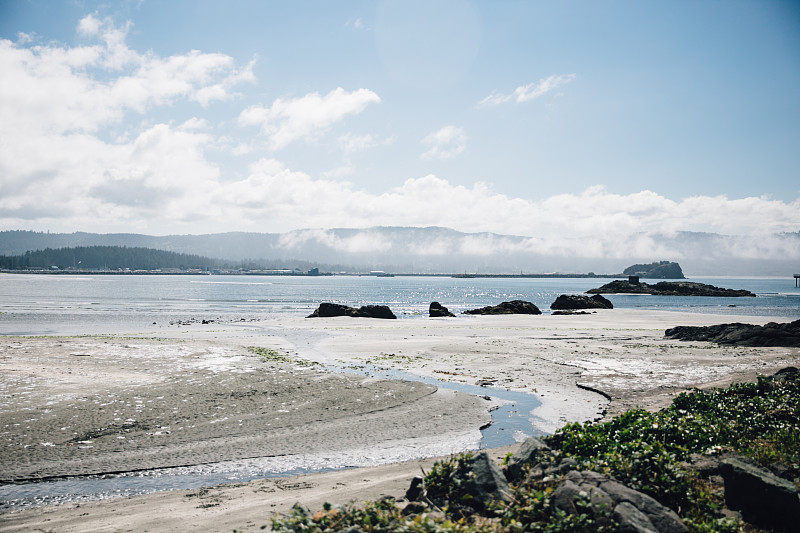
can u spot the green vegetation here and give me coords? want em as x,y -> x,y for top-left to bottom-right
0,245 -> 219,271
269,371 -> 799,533
247,346 -> 319,367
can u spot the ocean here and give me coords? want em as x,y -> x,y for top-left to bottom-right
0,274 -> 798,335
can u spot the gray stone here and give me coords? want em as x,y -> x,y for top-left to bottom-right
556,457 -> 578,474
614,501 -> 659,533
467,451 -> 513,509
600,480 -> 686,533
719,456 -> 800,531
504,436 -> 550,482
550,480 -> 585,515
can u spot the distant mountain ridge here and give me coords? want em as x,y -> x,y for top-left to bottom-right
1,228 -> 797,276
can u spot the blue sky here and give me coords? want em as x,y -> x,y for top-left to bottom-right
0,0 -> 798,243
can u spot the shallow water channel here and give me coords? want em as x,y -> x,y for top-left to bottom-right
0,365 -> 545,512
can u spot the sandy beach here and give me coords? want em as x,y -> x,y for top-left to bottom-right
2,310 -> 798,532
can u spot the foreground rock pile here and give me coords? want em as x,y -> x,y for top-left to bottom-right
407,438 -> 688,533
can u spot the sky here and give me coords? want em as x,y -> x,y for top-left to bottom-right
0,0 -> 799,242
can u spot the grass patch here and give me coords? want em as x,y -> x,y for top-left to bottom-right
247,346 -> 319,367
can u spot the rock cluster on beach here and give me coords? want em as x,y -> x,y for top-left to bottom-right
550,293 -> 613,310
306,302 -> 397,319
463,300 -> 542,315
665,319 -> 800,347
588,280 -> 756,297
428,301 -> 455,317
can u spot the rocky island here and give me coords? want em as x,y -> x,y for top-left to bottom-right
588,280 -> 756,297
622,260 -> 685,279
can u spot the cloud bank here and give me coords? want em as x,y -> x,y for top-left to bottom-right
0,14 -> 797,267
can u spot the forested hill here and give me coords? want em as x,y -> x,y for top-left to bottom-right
0,246 -> 221,271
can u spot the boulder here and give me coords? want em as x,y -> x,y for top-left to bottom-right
307,302 -> 397,319
429,301 -> 455,317
410,452 -> 512,513
464,452 -> 513,511
547,470 -> 687,533
463,300 -> 541,315
719,456 -> 800,531
550,294 -> 613,310
504,436 -> 551,482
664,320 -> 800,347
357,305 -> 397,319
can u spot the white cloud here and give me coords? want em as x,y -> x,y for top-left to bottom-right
238,87 -> 381,149
0,14 -> 254,232
479,74 -> 576,106
0,16 -> 253,139
420,125 -> 466,160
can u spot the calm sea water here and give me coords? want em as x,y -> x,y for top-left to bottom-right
0,274 -> 797,335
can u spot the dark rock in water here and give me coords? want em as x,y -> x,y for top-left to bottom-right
429,301 -> 455,317
665,319 -> 800,347
550,294 -> 613,310
463,300 -> 541,315
623,261 -> 685,279
719,456 -> 800,531
588,280 -> 756,297
551,310 -> 593,315
307,302 -> 396,319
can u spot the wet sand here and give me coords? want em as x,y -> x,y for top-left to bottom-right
0,338 -> 488,482
1,310 -> 798,532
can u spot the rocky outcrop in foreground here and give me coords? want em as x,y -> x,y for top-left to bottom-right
687,445 -> 800,532
463,300 -> 541,315
406,430 -> 800,533
588,280 -> 756,297
665,319 -> 800,347
406,437 -> 688,533
429,301 -> 455,317
306,302 -> 397,319
550,293 -> 613,310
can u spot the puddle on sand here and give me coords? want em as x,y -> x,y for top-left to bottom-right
336,363 -> 546,449
1,365 -> 546,513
